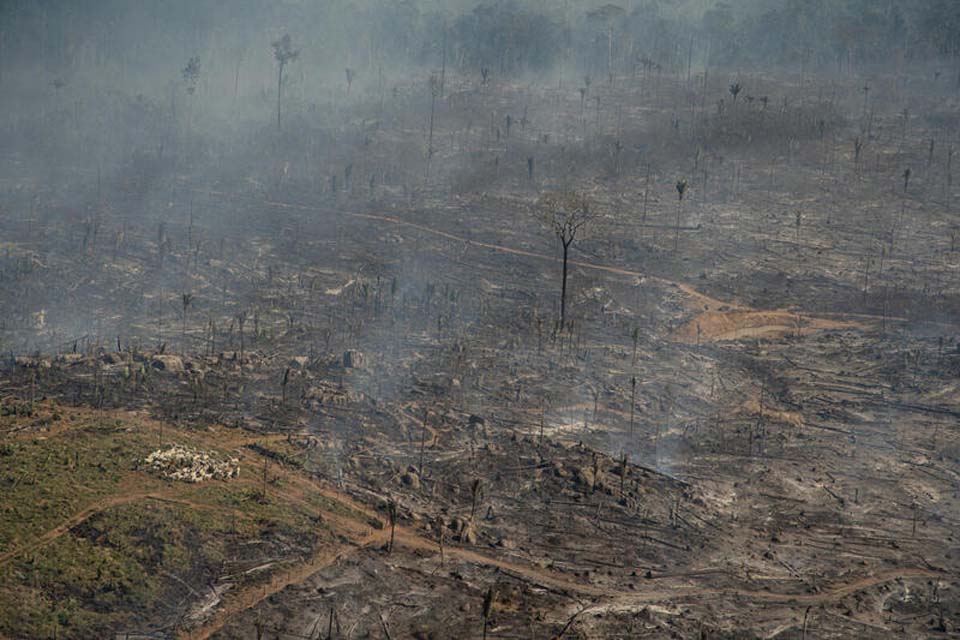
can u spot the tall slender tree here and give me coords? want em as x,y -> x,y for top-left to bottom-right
675,179 -> 688,252
181,56 -> 200,136
271,34 -> 299,131
541,191 -> 594,332
426,73 -> 440,181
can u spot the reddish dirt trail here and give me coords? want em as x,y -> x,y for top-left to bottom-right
392,529 -> 613,597
0,485 -> 171,568
0,475 -> 338,571
9,410 -> 941,634
0,432 -> 382,640
406,533 -> 943,615
393,529 -> 943,606
586,566 -> 945,613
259,195 -> 730,311
0,416 -> 376,570
179,527 -> 390,640
178,523 -> 598,640
193,190 -> 921,336
671,308 -> 863,343
8,197 -> 948,630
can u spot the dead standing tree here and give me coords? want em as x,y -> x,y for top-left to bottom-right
674,179 -> 688,252
586,4 -> 626,85
426,73 -> 440,182
540,191 -> 594,333
271,34 -> 300,131
482,586 -> 495,640
387,498 -> 398,554
469,478 -> 483,521
181,56 -> 200,138
180,293 -> 193,353
729,82 -> 742,112
898,167 -> 912,232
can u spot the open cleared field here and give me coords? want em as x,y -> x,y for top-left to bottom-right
2,1 -> 960,638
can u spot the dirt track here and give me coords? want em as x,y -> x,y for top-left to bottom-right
196,189 -> 914,342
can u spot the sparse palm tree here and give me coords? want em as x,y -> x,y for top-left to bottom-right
729,82 -> 742,104
271,34 -> 299,131
426,73 -> 440,181
675,179 -> 688,252
470,478 -> 482,521
435,514 -> 445,566
898,168 -> 912,231
237,310 -> 247,363
281,367 -> 291,403
387,499 -> 398,553
947,147 -> 955,195
182,56 -> 200,94
181,57 -> 200,135
181,293 -> 193,352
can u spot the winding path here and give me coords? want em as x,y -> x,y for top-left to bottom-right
194,189 -> 936,341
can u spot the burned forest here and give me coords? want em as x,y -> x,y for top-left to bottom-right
1,1 -> 959,638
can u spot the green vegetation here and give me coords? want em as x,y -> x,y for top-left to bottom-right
0,408 -> 347,639
0,414 -> 157,552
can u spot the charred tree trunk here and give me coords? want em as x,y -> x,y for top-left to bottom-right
560,239 -> 571,331
276,62 -> 285,131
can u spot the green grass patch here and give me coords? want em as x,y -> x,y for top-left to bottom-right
0,413 -> 344,639
0,419 -> 160,553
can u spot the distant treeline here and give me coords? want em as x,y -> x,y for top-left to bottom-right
1,0 -> 958,81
